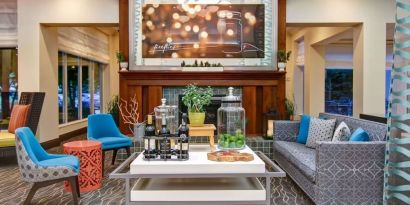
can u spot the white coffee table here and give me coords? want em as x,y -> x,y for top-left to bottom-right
110,145 -> 285,205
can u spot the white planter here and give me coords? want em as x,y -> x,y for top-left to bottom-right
277,62 -> 286,71
120,62 -> 128,71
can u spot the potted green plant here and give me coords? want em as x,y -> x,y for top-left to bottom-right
285,98 -> 295,120
277,50 -> 291,72
107,95 -> 120,126
182,84 -> 213,126
116,51 -> 128,71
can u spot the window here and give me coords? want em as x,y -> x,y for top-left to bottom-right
325,68 -> 353,116
0,48 -> 18,126
58,52 -> 104,124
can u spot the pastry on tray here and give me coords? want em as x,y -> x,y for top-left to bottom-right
207,150 -> 254,162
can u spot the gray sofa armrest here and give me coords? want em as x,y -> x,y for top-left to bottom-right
273,121 -> 300,142
315,141 -> 386,204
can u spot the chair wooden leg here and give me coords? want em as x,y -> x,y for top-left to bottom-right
75,176 -> 80,197
112,149 -> 118,165
125,147 -> 131,157
68,176 -> 79,205
23,183 -> 40,205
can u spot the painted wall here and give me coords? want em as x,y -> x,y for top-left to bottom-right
18,0 -> 118,142
286,0 -> 395,117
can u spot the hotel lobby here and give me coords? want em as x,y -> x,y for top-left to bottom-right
0,0 -> 407,204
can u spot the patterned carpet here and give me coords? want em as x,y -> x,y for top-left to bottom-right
0,135 -> 314,205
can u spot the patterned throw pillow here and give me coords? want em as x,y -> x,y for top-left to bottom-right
332,121 -> 351,141
8,104 -> 31,134
306,117 -> 336,148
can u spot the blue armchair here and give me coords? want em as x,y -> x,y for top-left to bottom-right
87,114 -> 132,169
15,127 -> 80,205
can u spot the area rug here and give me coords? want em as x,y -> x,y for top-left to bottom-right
0,136 -> 313,205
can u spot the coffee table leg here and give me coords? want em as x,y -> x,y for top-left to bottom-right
266,176 -> 271,205
126,178 -> 130,205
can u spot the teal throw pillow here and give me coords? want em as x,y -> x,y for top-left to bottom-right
349,128 -> 369,141
296,115 -> 310,144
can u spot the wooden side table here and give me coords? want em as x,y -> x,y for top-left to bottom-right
188,124 -> 216,151
63,140 -> 102,192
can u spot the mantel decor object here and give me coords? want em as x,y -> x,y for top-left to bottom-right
181,60 -> 224,72
277,50 -> 291,72
116,51 -> 128,71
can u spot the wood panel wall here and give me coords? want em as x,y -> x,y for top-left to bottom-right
119,71 -> 286,136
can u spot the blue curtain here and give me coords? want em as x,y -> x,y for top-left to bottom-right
383,0 -> 410,203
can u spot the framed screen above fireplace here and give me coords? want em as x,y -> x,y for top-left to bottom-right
130,0 -> 278,69
142,4 -> 265,59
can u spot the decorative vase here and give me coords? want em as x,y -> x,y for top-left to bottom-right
120,62 -> 128,71
188,112 -> 205,126
133,123 -> 145,140
278,62 -> 286,71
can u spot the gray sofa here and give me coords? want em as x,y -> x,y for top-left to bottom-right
273,113 -> 387,204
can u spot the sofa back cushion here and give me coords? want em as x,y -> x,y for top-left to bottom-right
318,113 -> 387,141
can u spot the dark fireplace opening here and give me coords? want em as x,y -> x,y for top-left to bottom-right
178,94 -> 224,129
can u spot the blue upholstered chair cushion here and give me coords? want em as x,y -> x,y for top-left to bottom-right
38,155 -> 80,172
273,141 -> 316,182
96,136 -> 132,150
296,115 -> 311,144
87,114 -> 132,150
15,127 -> 79,182
349,127 -> 369,141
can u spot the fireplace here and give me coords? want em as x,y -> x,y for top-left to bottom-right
119,70 -> 286,136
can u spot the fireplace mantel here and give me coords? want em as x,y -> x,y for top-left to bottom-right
119,70 -> 286,136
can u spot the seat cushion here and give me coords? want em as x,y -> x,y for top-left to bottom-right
0,132 -> 15,147
95,136 -> 132,150
38,155 -> 80,173
8,105 -> 31,133
274,141 -> 316,182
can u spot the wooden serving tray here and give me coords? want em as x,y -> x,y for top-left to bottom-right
207,150 -> 254,162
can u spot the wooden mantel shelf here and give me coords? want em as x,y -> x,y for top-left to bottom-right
120,70 -> 285,79
119,70 -> 286,87
119,70 -> 286,136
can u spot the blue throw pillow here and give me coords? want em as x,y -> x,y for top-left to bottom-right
296,115 -> 311,144
349,128 -> 369,141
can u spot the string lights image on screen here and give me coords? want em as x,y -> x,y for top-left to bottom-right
142,4 -> 265,58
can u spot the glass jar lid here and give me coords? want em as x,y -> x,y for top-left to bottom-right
221,87 -> 241,102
